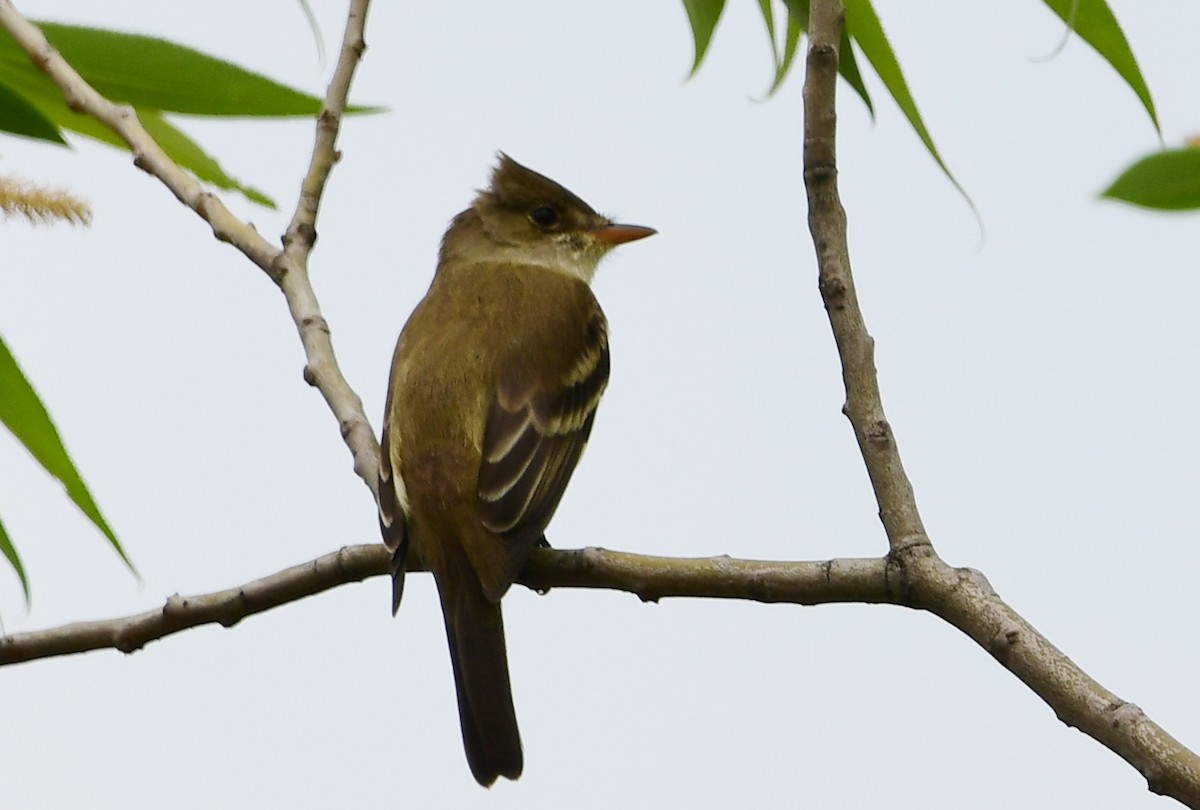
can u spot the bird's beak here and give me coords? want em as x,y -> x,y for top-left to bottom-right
590,223 -> 657,245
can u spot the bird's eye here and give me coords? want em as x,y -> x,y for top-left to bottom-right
529,206 -> 559,228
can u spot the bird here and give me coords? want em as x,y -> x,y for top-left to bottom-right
377,154 -> 655,786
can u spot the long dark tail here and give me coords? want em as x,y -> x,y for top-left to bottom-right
438,573 -> 523,786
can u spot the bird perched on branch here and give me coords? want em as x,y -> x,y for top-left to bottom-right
377,154 -> 655,785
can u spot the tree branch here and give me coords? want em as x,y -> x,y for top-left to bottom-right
803,2 -> 1200,806
0,0 -> 381,499
279,0 -> 382,501
0,545 -> 388,665
0,546 -> 897,666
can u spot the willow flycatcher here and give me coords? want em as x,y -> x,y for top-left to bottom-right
377,154 -> 655,785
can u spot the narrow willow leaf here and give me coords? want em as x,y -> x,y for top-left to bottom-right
779,0 -> 873,113
1042,0 -> 1159,137
33,22 -> 325,116
0,74 -> 130,151
843,0 -> 970,205
0,335 -> 133,572
768,4 -> 802,96
683,0 -> 726,75
0,68 -> 277,207
0,514 -> 31,606
0,80 -> 65,144
759,0 -> 782,76
140,111 -> 275,208
1101,148 -> 1200,211
838,25 -> 873,117
0,22 -> 380,206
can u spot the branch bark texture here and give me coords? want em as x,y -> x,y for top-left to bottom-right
0,546 -> 895,665
803,2 -> 1200,806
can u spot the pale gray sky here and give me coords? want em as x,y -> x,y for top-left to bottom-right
2,2 -> 1198,808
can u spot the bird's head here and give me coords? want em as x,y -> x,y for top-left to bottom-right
445,153 -> 655,283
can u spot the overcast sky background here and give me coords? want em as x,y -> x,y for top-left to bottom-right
2,2 -> 1198,807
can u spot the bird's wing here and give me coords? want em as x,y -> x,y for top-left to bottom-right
476,303 -> 609,581
377,420 -> 410,615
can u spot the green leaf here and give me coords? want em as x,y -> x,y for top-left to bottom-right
0,334 -> 134,574
1101,148 -> 1200,211
0,75 -> 135,152
32,22 -> 325,116
0,69 -> 277,205
769,3 -> 803,96
0,22 -> 381,206
0,80 -> 65,144
1042,0 -> 1159,137
837,24 -> 873,117
0,514 -> 31,607
842,0 -> 969,204
758,0 -> 781,74
773,1 -> 873,113
683,0 -> 726,75
140,110 -> 275,208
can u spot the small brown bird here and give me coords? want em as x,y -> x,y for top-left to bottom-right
377,154 -> 655,786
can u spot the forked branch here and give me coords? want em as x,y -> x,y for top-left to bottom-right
0,0 -> 380,497
802,2 -> 1200,805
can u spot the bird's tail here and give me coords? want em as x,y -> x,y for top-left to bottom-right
438,571 -> 524,786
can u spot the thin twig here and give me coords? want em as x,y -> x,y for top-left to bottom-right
279,0 -> 382,500
803,8 -> 926,557
803,2 -> 1200,806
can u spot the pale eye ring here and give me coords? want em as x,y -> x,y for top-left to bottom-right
529,206 -> 559,227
